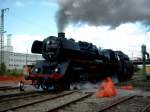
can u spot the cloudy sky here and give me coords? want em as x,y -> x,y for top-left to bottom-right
1,0 -> 150,59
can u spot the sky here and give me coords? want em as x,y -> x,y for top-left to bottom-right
1,0 -> 150,59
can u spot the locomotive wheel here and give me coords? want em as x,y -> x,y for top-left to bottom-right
117,73 -> 125,82
63,82 -> 70,90
41,81 -> 50,90
117,72 -> 129,82
118,67 -> 133,82
54,83 -> 62,90
54,82 -> 70,90
33,80 -> 40,89
34,84 -> 40,89
41,84 -> 49,90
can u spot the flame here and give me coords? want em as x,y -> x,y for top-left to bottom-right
96,77 -> 117,98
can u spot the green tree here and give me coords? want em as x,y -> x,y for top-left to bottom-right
0,62 -> 6,75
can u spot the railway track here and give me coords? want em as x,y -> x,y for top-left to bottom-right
102,95 -> 150,112
0,86 -> 19,92
0,86 -> 19,90
117,75 -> 144,85
0,75 -> 149,112
98,95 -> 135,112
0,91 -> 86,112
53,94 -> 135,112
54,94 -> 150,112
0,86 -> 21,95
0,91 -> 51,103
116,74 -> 150,91
0,88 -> 149,112
141,103 -> 150,112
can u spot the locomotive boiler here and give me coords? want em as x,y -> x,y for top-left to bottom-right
25,32 -> 134,90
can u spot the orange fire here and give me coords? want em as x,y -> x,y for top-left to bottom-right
96,77 -> 117,98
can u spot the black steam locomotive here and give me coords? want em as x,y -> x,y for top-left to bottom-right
25,32 -> 134,90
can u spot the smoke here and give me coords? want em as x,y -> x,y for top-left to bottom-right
56,0 -> 150,31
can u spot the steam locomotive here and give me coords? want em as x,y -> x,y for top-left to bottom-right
25,32 -> 134,90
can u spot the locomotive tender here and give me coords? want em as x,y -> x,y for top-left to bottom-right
25,32 -> 134,90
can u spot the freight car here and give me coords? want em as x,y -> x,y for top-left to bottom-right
25,32 -> 134,90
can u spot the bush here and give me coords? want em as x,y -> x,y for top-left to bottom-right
7,69 -> 22,77
0,62 -> 6,75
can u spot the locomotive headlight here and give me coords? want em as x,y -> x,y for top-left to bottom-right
47,41 -> 50,44
34,68 -> 41,73
35,68 -> 38,72
54,68 -> 59,73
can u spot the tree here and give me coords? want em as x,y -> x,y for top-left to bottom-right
0,62 -> 6,75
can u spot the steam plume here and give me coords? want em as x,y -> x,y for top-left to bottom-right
56,0 -> 150,31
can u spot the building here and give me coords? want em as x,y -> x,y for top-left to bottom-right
2,35 -> 43,70
4,51 -> 43,70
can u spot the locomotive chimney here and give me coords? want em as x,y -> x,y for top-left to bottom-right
58,32 -> 65,38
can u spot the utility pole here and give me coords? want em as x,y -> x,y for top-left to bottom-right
26,49 -> 28,65
0,8 -> 9,70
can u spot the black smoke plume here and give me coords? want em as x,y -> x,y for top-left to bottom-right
56,0 -> 150,31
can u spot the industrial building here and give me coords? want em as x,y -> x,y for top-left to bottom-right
4,51 -> 43,70
3,36 -> 43,70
